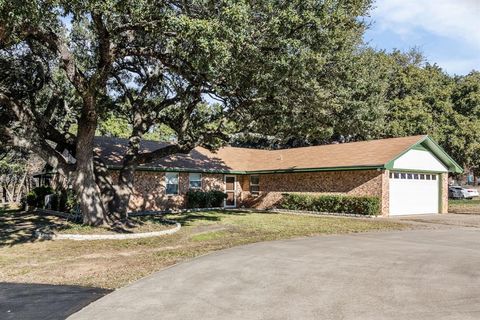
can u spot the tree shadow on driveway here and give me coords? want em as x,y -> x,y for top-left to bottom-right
0,282 -> 111,320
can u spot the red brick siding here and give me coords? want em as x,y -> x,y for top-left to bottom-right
111,170 -> 386,214
109,171 -> 224,211
239,170 -> 386,213
441,173 -> 448,213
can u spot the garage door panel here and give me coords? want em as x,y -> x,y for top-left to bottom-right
389,173 -> 439,215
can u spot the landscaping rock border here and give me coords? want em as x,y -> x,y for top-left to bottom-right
33,207 -> 227,241
34,219 -> 181,241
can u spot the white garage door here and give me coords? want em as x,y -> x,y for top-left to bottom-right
389,172 -> 439,215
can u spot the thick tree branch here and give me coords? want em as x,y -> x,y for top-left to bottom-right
134,144 -> 192,165
19,27 -> 89,95
1,127 -> 74,177
0,93 -> 76,151
92,12 -> 114,88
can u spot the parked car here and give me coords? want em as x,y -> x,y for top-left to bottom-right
448,186 -> 480,199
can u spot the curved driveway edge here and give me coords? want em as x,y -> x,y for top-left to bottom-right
69,226 -> 480,320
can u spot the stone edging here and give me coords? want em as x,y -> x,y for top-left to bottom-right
35,219 -> 181,241
269,208 -> 378,218
33,207 -> 226,241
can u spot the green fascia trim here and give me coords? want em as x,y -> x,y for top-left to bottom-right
384,136 -> 463,174
244,165 -> 383,175
422,137 -> 463,173
411,145 -> 428,151
107,165 -> 246,175
106,165 -> 383,175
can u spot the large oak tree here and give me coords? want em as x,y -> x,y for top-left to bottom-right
0,0 -> 372,225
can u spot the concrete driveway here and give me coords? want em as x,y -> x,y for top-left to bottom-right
70,215 -> 480,320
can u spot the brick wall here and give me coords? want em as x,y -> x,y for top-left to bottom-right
381,170 -> 390,216
238,170 -> 387,214
111,169 -> 387,214
441,172 -> 448,213
109,171 -> 224,211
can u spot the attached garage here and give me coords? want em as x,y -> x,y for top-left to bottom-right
385,143 -> 456,216
389,172 -> 440,215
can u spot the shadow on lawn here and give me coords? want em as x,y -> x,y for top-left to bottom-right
170,210 -> 255,226
0,210 -> 257,246
0,211 -> 70,246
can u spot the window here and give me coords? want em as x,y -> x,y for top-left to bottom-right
407,173 -> 413,179
250,175 -> 260,195
401,173 -> 407,179
189,173 -> 202,189
432,175 -> 437,180
394,172 -> 400,179
426,174 -> 431,180
165,172 -> 179,195
413,174 -> 419,180
420,174 -> 425,180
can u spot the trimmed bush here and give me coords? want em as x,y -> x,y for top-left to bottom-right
23,187 -> 78,212
281,193 -> 380,216
25,186 -> 54,208
186,190 -> 227,208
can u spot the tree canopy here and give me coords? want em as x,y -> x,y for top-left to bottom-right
1,1 -> 479,225
0,0 -> 373,224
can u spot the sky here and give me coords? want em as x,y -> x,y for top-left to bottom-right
364,0 -> 480,75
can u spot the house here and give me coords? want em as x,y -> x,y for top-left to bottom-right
94,135 -> 463,216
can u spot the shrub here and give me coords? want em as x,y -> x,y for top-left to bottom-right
186,190 -> 227,209
281,193 -> 380,216
205,190 -> 228,208
25,186 -> 54,208
25,192 -> 37,207
61,190 -> 78,212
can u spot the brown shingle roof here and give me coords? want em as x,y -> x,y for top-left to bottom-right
94,135 -> 427,172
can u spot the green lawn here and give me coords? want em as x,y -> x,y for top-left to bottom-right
449,199 -> 480,214
0,208 -> 21,214
0,210 -> 407,289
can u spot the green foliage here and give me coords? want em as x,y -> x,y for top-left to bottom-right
186,190 -> 227,209
281,193 -> 380,216
25,186 -> 54,208
24,187 -> 78,212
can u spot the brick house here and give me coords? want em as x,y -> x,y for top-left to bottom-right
95,135 -> 463,216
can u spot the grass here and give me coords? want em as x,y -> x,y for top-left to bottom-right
449,199 -> 480,214
0,210 -> 407,289
57,216 -> 173,235
0,208 -> 21,214
0,205 -> 22,214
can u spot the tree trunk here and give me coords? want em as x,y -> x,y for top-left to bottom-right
115,162 -> 135,219
14,172 -> 27,203
93,156 -> 120,220
112,133 -> 142,219
74,101 -> 109,226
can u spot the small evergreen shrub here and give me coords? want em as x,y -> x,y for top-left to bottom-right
25,186 -> 54,208
186,190 -> 227,208
23,187 -> 78,212
50,189 -> 78,212
281,193 -> 380,216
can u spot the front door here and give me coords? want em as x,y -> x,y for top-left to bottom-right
225,175 -> 236,208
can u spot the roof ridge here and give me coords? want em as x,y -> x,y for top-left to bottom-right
219,135 -> 427,153
95,134 -> 427,153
